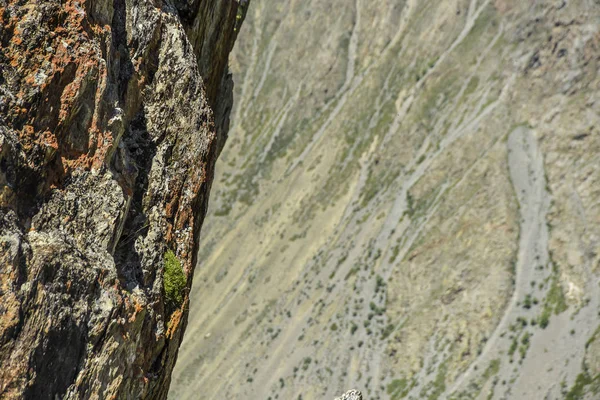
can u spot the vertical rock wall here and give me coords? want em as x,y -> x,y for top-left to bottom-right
0,0 -> 247,398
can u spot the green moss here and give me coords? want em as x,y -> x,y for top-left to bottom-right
164,250 -> 186,309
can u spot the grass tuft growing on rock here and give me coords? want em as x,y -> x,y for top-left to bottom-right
164,250 -> 186,309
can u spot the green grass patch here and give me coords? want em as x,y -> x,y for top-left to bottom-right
164,250 -> 186,309
387,378 -> 413,400
464,76 -> 480,97
546,272 -> 568,314
389,245 -> 400,264
519,332 -> 531,360
539,307 -> 551,328
381,323 -> 395,340
425,361 -> 448,400
565,371 -> 600,400
483,359 -> 501,379
508,337 -> 518,357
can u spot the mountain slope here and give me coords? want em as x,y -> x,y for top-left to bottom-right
171,1 -> 600,399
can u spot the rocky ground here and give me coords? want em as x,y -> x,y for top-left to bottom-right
169,0 -> 600,399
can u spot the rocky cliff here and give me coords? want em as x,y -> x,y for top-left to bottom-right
0,0 -> 246,398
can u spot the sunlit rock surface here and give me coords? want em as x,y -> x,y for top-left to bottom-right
0,0 -> 246,398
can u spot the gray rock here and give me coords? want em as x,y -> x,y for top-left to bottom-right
0,0 -> 248,398
335,389 -> 363,400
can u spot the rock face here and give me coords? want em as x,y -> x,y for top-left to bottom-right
0,0 -> 247,398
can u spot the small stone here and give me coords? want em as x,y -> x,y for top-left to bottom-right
335,389 -> 363,400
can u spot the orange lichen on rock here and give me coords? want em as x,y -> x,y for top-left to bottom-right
166,309 -> 184,339
0,0 -> 246,397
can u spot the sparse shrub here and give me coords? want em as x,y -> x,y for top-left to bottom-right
539,309 -> 550,328
523,294 -> 532,309
516,317 -> 528,327
508,338 -> 518,357
302,357 -> 312,371
375,275 -> 386,293
381,323 -> 394,340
